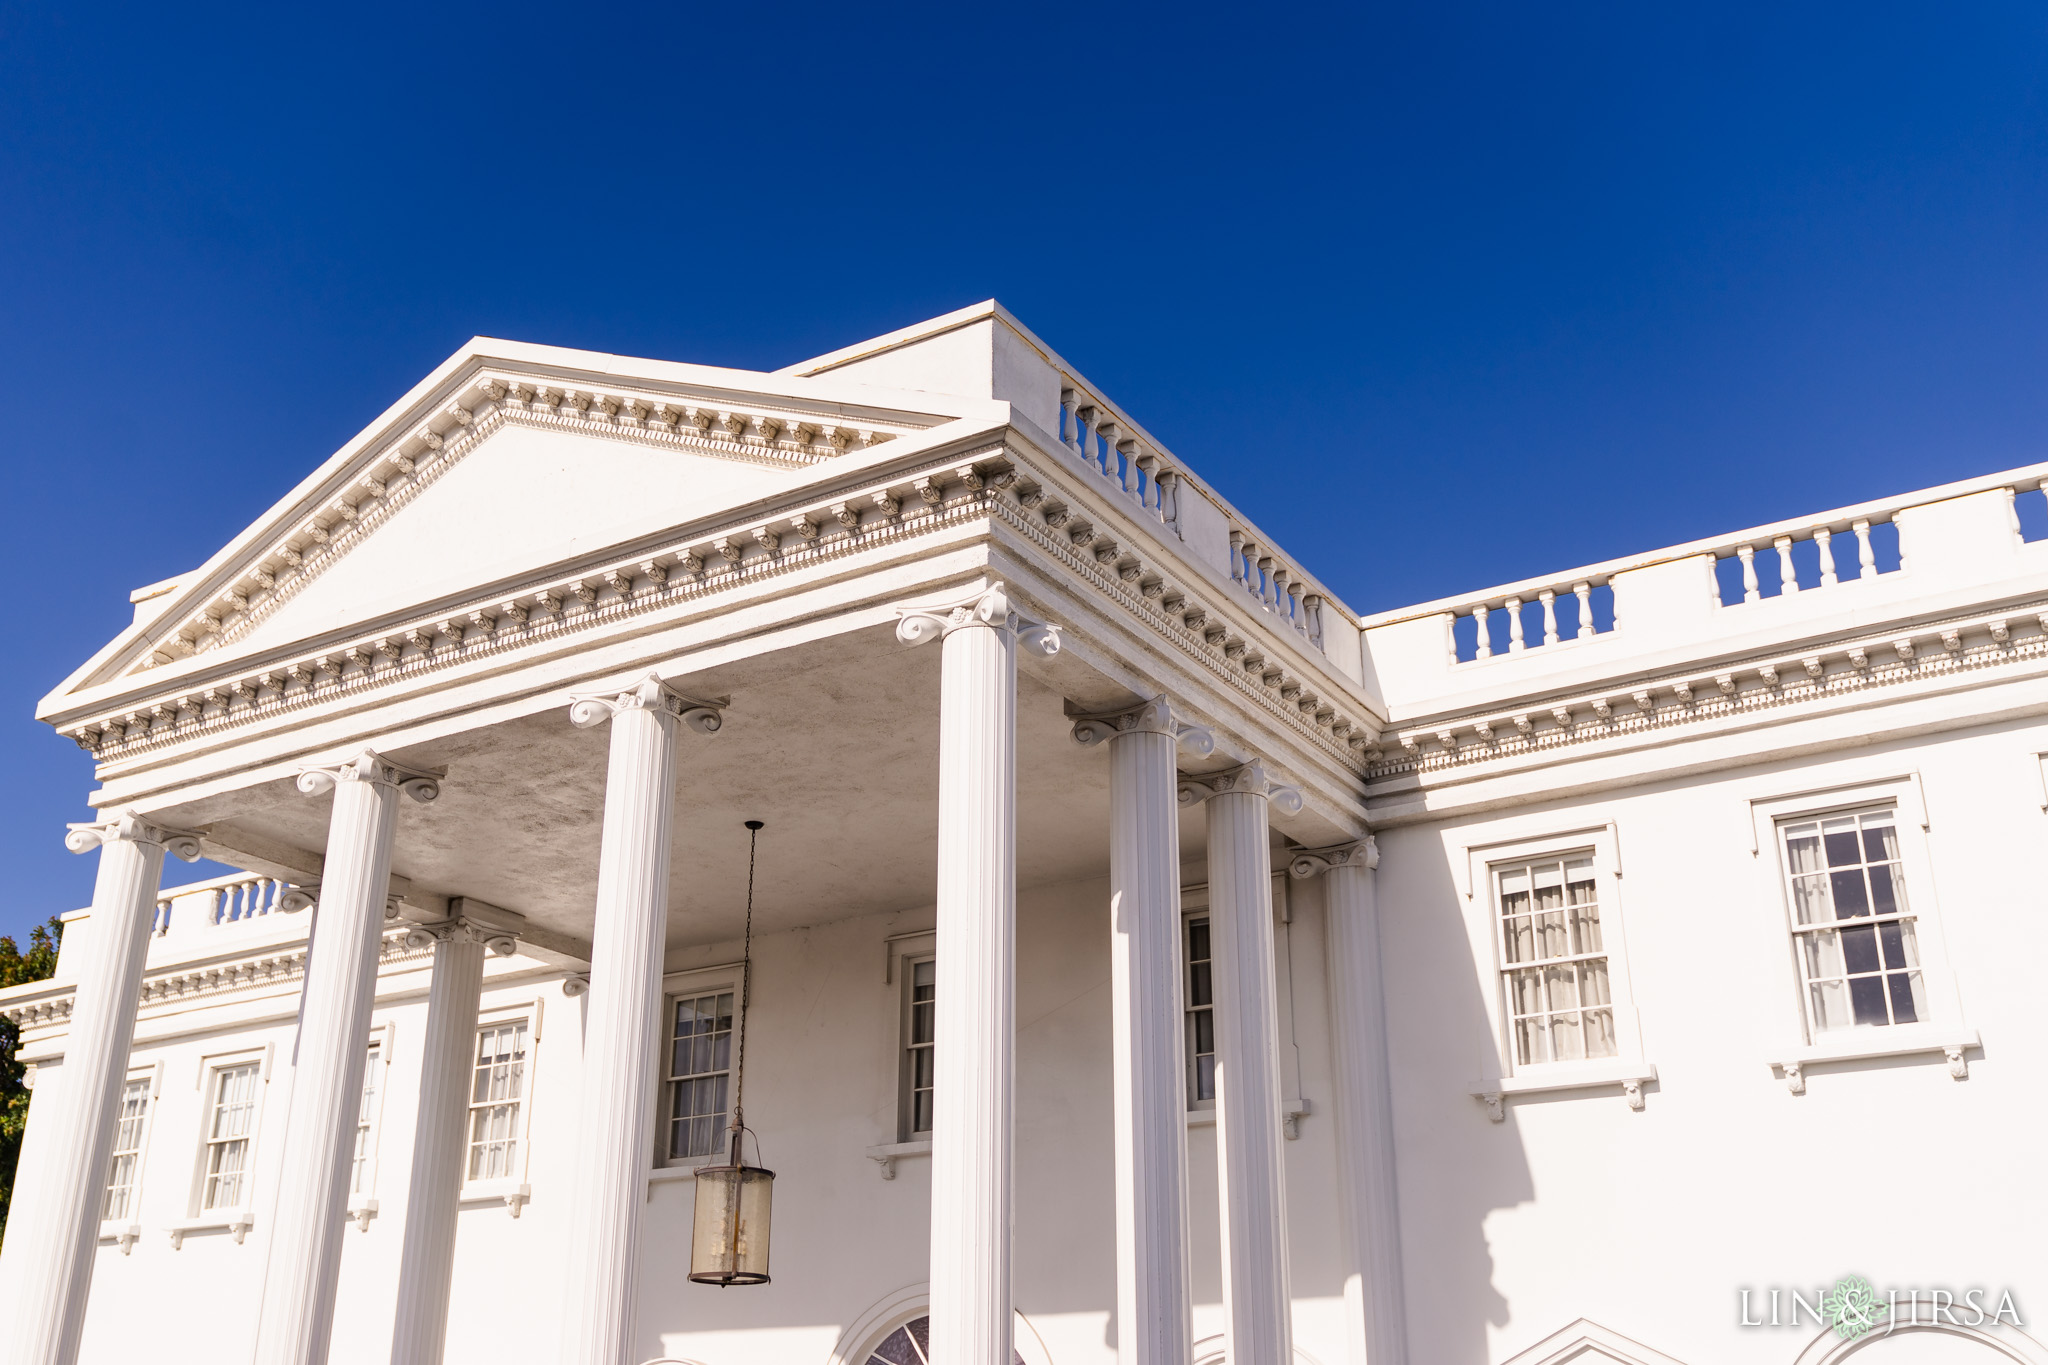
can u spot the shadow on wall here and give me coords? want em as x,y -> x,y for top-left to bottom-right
1377,825 -> 1533,1362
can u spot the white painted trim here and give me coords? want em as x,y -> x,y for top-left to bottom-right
653,962 -> 747,1171
1498,1316 -> 1693,1365
822,1283 -> 1056,1365
1789,1318 -> 2048,1363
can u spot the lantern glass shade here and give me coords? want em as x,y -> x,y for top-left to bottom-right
688,1158 -> 774,1286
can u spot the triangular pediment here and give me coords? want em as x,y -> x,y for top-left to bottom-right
45,336 -> 997,707
1501,1319 -> 1693,1365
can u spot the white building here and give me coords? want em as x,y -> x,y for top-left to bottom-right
1,302 -> 2043,1365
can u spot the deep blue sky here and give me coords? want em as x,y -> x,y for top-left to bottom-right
4,3 -> 2047,939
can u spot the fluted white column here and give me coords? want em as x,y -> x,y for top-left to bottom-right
898,582 -> 1060,1365
1178,761 -> 1301,1365
1073,697 -> 1213,1365
0,813 -> 197,1365
558,676 -> 724,1365
254,750 -> 440,1365
1290,840 -> 1407,1365
388,920 -> 499,1365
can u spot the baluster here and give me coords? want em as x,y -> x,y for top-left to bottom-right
1135,452 -> 1158,511
1816,528 -> 1838,586
1853,519 -> 1876,579
1271,567 -> 1292,623
1474,604 -> 1493,659
1774,536 -> 1800,594
1074,403 -> 1099,467
210,887 -> 227,926
1539,589 -> 1559,646
1116,440 -> 1138,495
1257,556 -> 1277,609
1506,596 -> 1525,653
1446,614 -> 1460,667
1574,581 -> 1594,638
1095,419 -> 1119,481
1738,545 -> 1760,602
1060,387 -> 1077,448
1158,470 -> 1180,535
1304,593 -> 1325,650
1228,530 -> 1247,585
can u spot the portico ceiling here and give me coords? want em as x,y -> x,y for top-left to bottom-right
148,621 -> 1226,954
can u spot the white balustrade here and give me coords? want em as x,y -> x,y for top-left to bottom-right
1055,379 -> 1334,656
1445,579 -> 1617,665
1714,515 -> 1897,608
151,871 -> 296,934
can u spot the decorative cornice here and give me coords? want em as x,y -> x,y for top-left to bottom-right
1288,838 -> 1378,878
66,450 -> 1378,782
296,748 -> 443,804
1,928 -> 433,1031
1373,605 -> 2048,781
141,377 -> 919,670
1070,694 -> 1215,755
64,811 -> 204,862
567,674 -> 725,733
894,580 -> 1061,656
1177,759 -> 1304,815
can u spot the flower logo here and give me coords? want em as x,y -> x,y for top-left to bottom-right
1822,1275 -> 1889,1340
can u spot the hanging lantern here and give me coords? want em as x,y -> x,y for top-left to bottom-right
689,819 -> 775,1287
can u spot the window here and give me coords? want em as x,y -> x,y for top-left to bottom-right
352,1042 -> 383,1196
201,1063 -> 261,1211
102,1076 -> 151,1221
1185,918 -> 1215,1108
905,958 -> 936,1136
467,1022 -> 527,1182
864,1316 -> 1024,1365
1780,808 -> 1924,1032
1496,856 -> 1617,1065
667,991 -> 734,1160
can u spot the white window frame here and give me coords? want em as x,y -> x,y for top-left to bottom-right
653,961 -> 747,1178
1459,822 -> 1656,1119
1182,901 -> 1216,1115
98,1059 -> 163,1252
347,1023 -> 395,1230
864,929 -> 936,1180
1748,773 -> 1976,1091
1179,878 -> 1311,1137
459,1000 -> 542,1216
170,1043 -> 273,1247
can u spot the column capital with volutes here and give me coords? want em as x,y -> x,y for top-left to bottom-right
295,747 -> 444,803
1288,837 -> 1378,878
64,810 -> 204,860
1069,693 -> 1215,754
895,580 -> 1061,656
567,674 -> 725,733
1176,759 -> 1303,815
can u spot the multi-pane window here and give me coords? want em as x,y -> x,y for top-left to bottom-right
906,959 -> 936,1136
466,1022 -> 527,1182
352,1043 -> 382,1196
1185,918 -> 1216,1107
1781,808 -> 1924,1032
667,991 -> 735,1160
1497,856 -> 1617,1066
102,1077 -> 151,1221
201,1063 -> 261,1211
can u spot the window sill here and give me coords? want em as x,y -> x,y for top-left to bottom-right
1184,1097 -> 1313,1139
866,1139 -> 931,1180
647,1165 -> 698,1198
1470,1060 -> 1658,1121
168,1211 -> 253,1249
97,1221 -> 142,1254
346,1196 -> 378,1232
457,1182 -> 531,1217
1770,1024 -> 1979,1093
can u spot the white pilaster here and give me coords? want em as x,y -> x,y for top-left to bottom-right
899,582 -> 1060,1365
0,813 -> 197,1365
558,676 -> 724,1365
388,920 -> 500,1365
254,750 -> 440,1365
1291,840 -> 1407,1365
1178,761 -> 1302,1365
1073,697 -> 1213,1365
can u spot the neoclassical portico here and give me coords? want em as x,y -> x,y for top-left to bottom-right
13,308 -> 1393,1365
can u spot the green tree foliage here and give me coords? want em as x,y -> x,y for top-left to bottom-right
0,917 -> 63,1247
